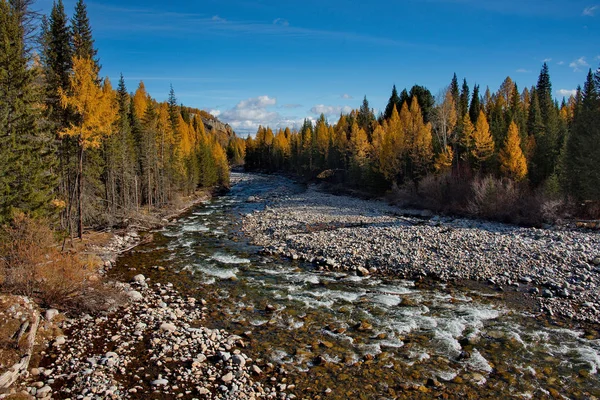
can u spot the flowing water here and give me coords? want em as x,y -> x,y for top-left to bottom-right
113,173 -> 600,399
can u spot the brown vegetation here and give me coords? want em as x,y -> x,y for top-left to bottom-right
0,213 -> 121,312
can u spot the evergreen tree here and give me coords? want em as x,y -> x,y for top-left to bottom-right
564,69 -> 600,200
0,0 -> 57,222
450,73 -> 460,115
469,84 -> 481,124
71,0 -> 99,70
408,85 -> 434,123
383,85 -> 400,121
357,96 -> 375,138
459,78 -> 470,117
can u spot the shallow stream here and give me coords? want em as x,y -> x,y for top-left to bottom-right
113,173 -> 600,399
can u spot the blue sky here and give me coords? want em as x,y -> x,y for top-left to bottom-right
38,0 -> 600,136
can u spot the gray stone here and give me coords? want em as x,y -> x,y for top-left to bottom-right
45,309 -> 59,322
151,379 -> 169,386
133,274 -> 146,283
127,290 -> 143,302
232,354 -> 246,368
159,322 -> 177,332
221,372 -> 233,383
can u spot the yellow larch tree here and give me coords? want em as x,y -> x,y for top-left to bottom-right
434,146 -> 454,173
379,105 -> 406,183
499,121 -> 527,181
406,97 -> 433,181
132,81 -> 149,120
471,110 -> 495,166
59,56 -> 118,238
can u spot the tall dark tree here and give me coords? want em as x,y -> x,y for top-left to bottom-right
459,78 -> 470,117
450,73 -> 460,115
469,84 -> 481,124
530,63 -> 560,186
408,85 -> 434,123
384,85 -> 400,121
357,95 -> 375,137
40,0 -> 72,128
0,0 -> 56,222
564,69 -> 600,200
71,0 -> 99,69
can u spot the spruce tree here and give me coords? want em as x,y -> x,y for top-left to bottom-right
0,0 -> 56,222
564,69 -> 600,200
459,79 -> 470,117
450,73 -> 460,115
71,0 -> 99,70
357,96 -> 375,138
408,85 -> 434,123
469,84 -> 481,124
383,85 -> 400,121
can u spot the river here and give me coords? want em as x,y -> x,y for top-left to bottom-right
112,173 -> 600,399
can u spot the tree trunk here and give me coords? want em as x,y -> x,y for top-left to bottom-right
77,139 -> 84,239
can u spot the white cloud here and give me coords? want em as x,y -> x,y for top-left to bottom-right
557,89 -> 577,97
310,104 -> 353,116
596,55 -> 600,60
557,61 -> 565,65
212,15 -> 226,22
273,18 -> 289,27
542,58 -> 552,62
341,94 -> 353,99
583,5 -> 598,16
516,68 -> 531,73
569,57 -> 589,71
209,109 -> 221,117
215,95 -> 306,136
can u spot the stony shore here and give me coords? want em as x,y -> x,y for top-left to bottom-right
242,182 -> 600,324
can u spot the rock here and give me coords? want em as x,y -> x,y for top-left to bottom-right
221,372 -> 233,383
232,354 -> 246,368
593,257 -> 600,266
133,274 -> 146,283
127,290 -> 143,302
45,309 -> 59,322
542,289 -> 554,298
197,387 -> 210,395
251,365 -> 262,375
159,322 -> 177,332
35,386 -> 52,397
151,379 -> 169,386
357,266 -> 370,277
53,336 -> 66,346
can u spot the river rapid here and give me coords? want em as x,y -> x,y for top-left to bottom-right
112,173 -> 600,399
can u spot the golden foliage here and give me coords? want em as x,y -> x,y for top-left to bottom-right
499,121 -> 528,181
471,110 -> 495,163
132,81 -> 149,120
59,56 -> 118,148
434,146 -> 454,173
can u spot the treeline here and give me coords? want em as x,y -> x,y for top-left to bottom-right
0,0 -> 230,238
245,65 -> 600,222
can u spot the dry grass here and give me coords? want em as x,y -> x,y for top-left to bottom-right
0,213 -> 123,312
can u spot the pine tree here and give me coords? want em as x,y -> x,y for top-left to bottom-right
383,85 -> 400,121
357,96 -> 375,138
564,69 -> 600,200
71,0 -> 99,70
0,0 -> 57,222
459,79 -> 470,118
469,84 -> 481,124
408,85 -> 434,123
450,73 -> 460,115
499,121 -> 527,181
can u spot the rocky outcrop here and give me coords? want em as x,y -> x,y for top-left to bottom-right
201,117 -> 234,137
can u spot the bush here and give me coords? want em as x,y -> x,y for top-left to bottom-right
0,213 -> 121,312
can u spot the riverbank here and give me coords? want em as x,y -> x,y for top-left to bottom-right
242,181 -> 600,324
0,187 -> 288,399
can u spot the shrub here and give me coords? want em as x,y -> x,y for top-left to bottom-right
0,213 -> 121,312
